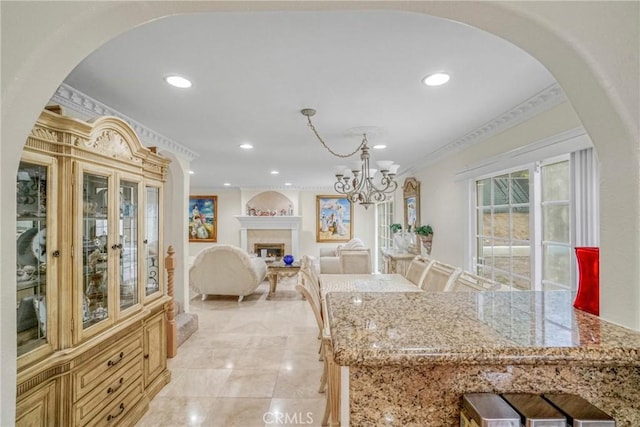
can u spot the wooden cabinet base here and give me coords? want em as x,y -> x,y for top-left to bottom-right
16,303 -> 171,426
16,381 -> 57,427
145,369 -> 171,402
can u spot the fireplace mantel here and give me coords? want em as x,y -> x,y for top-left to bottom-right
235,215 -> 302,230
235,216 -> 302,258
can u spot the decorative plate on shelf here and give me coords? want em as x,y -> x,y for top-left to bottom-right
16,227 -> 46,267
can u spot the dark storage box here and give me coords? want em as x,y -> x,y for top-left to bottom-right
542,393 -> 615,426
461,393 -> 520,427
501,393 -> 566,427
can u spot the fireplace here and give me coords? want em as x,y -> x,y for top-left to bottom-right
254,243 -> 285,259
235,216 -> 302,259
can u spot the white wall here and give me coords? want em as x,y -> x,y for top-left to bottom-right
188,188 -> 375,260
160,152 -> 191,312
417,102 -> 584,267
1,2 -> 638,422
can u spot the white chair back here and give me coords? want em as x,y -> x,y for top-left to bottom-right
339,249 -> 372,274
421,261 -> 462,292
404,256 -> 434,287
449,271 -> 502,292
300,255 -> 322,310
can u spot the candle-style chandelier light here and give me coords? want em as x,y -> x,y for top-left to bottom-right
301,108 -> 399,209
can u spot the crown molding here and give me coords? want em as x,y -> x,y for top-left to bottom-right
237,185 -> 335,192
51,83 -> 199,161
407,83 -> 567,170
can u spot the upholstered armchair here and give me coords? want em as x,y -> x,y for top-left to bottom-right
189,244 -> 267,302
319,238 -> 372,274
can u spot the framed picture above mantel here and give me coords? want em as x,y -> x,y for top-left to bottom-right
189,195 -> 217,242
316,195 -> 353,242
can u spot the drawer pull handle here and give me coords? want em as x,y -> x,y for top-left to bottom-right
107,351 -> 124,367
144,354 -> 149,359
107,403 -> 125,421
107,377 -> 124,394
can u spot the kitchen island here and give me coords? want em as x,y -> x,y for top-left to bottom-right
325,290 -> 640,426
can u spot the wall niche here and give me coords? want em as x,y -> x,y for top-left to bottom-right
246,191 -> 293,216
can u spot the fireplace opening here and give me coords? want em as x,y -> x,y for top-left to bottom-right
254,243 -> 285,260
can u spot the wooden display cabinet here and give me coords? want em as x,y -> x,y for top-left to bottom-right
15,107 -> 171,426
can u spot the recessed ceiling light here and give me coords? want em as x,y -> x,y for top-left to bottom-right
270,170 -> 279,175
188,170 -> 195,175
284,182 -> 292,186
373,144 -> 387,150
239,143 -> 253,150
422,72 -> 450,86
164,75 -> 192,88
223,182 -> 231,186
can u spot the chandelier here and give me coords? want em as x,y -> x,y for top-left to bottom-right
301,108 -> 399,209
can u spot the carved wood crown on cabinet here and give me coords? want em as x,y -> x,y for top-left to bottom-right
15,107 -> 171,426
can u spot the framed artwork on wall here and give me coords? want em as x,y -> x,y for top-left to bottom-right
403,177 -> 420,231
188,195 -> 217,242
316,195 -> 353,242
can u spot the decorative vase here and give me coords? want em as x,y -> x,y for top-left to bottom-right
407,232 -> 420,255
420,234 -> 433,255
574,247 -> 599,316
393,231 -> 412,253
283,254 -> 294,265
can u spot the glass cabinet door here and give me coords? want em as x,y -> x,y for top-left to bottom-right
82,173 -> 110,329
119,180 -> 139,310
16,161 -> 51,356
144,185 -> 161,297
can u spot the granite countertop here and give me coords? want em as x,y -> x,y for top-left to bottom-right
326,290 -> 640,366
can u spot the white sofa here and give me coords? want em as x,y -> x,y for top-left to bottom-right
189,244 -> 267,302
319,238 -> 372,274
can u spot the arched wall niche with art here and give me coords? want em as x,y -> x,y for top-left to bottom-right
246,191 -> 294,216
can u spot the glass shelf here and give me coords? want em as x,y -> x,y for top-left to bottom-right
145,186 -> 160,298
82,172 -> 110,329
16,161 -> 48,357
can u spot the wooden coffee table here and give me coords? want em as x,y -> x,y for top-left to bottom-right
266,260 -> 301,299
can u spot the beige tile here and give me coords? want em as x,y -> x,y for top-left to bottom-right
285,333 -> 322,350
282,345 -> 324,365
273,367 -> 326,398
233,345 -> 286,370
168,347 -> 243,369
137,278 -> 328,427
220,318 -> 276,335
218,369 -> 279,398
204,398 -> 272,427
159,368 -> 231,397
180,332 -> 251,350
136,396 -> 217,426
245,335 -> 288,349
266,398 -> 327,427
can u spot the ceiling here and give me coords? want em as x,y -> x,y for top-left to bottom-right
63,10 -> 556,190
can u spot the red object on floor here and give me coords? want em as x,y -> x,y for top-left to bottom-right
574,247 -> 600,316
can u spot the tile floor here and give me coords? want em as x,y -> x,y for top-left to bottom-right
136,277 -> 326,427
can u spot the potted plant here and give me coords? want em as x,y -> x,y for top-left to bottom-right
415,225 -> 434,255
390,223 -> 412,252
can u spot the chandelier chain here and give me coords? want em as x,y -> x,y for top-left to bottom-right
301,108 -> 398,209
306,117 -> 365,158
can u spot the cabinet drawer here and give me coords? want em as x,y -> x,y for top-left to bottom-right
74,354 -> 143,425
73,332 -> 143,401
85,379 -> 144,427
